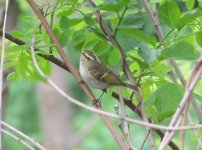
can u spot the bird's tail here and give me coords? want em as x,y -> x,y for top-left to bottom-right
123,83 -> 138,91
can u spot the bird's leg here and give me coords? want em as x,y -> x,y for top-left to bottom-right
91,89 -> 106,106
97,89 -> 106,103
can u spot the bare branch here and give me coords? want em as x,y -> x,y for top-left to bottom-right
0,30 -> 69,71
1,129 -> 35,150
2,121 -> 46,150
118,86 -> 136,150
179,99 -> 191,150
140,130 -> 151,150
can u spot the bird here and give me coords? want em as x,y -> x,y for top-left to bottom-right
79,50 -> 138,90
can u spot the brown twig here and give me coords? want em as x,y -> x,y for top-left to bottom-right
113,6 -> 127,37
118,85 -> 135,149
2,121 -> 46,150
2,129 -> 35,150
179,101 -> 190,150
0,30 -> 69,71
140,130 -> 151,150
26,0 -> 126,149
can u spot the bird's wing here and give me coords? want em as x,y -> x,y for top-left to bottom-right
89,64 -> 122,85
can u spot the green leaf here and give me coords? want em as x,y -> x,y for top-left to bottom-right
83,39 -> 99,49
161,41 -> 199,60
184,0 -> 195,10
119,28 -> 157,46
10,31 -> 25,39
86,28 -> 107,41
93,41 -> 110,55
72,30 -> 86,45
108,49 -> 121,65
6,45 -> 23,52
157,111 -> 174,122
177,9 -> 202,29
57,10 -> 73,17
3,61 -> 17,70
158,1 -> 181,28
155,83 -> 183,112
59,17 -> 70,29
146,83 -> 183,122
128,56 -> 149,69
196,31 -> 202,47
152,62 -> 169,80
98,0 -> 130,11
190,132 -> 202,142
193,93 -> 202,102
84,16 -> 97,26
138,43 -> 158,64
118,15 -> 146,29
37,57 -> 52,76
6,72 -> 16,81
146,106 -> 159,122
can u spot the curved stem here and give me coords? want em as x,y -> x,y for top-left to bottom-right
113,6 -> 128,37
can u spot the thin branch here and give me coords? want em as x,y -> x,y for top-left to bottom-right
179,99 -> 191,150
188,114 -> 202,146
2,121 -> 46,150
140,130 -> 151,150
159,117 -> 182,149
1,129 -> 36,150
118,86 -> 136,150
0,30 -> 69,71
157,29 -> 174,49
0,0 -> 9,149
113,6 -> 127,37
49,0 -> 60,53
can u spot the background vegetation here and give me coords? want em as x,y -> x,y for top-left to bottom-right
1,0 -> 202,149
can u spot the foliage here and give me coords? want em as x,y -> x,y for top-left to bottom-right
3,0 -> 202,149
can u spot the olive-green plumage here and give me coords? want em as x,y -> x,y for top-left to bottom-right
79,50 -> 137,90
